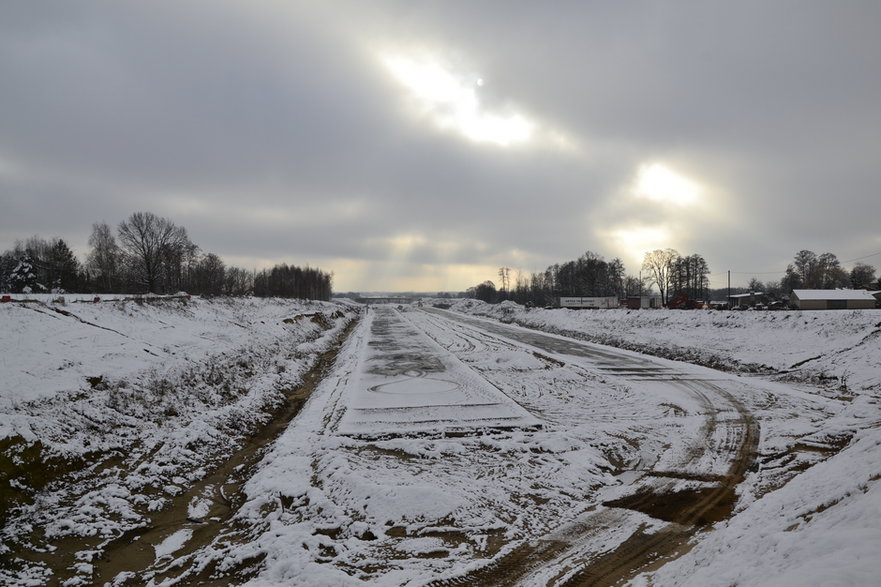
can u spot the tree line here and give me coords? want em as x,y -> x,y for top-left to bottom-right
739,250 -> 877,300
467,247 -> 878,307
0,211 -> 332,300
467,248 -> 710,306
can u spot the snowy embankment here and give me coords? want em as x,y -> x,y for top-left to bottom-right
441,299 -> 881,586
0,295 -> 357,585
447,299 -> 881,393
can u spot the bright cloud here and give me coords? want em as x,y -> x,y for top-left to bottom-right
379,50 -> 535,147
604,223 -> 676,269
633,162 -> 702,207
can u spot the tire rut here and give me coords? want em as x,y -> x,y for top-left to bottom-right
420,309 -> 761,587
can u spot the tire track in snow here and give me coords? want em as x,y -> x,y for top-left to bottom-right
419,308 -> 759,587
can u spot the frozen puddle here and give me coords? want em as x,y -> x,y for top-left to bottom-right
336,307 -> 540,436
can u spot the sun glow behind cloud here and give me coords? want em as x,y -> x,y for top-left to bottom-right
633,162 -> 701,207
605,223 -> 675,269
599,162 -> 712,270
379,51 -> 535,147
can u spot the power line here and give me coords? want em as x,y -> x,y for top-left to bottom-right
717,270 -> 785,276
841,250 -> 881,264
707,250 -> 881,278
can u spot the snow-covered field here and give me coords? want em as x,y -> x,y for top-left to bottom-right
1,297 -> 879,585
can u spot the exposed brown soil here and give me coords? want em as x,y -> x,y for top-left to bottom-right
426,536 -> 572,587
560,525 -> 692,587
603,485 -> 737,527
0,437 -> 90,525
558,395 -> 760,587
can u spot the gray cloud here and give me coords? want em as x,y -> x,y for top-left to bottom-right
2,1 -> 880,291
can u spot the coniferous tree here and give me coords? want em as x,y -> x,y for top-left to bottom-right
9,256 -> 38,293
47,238 -> 80,292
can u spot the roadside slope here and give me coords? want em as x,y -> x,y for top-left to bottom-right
0,296 -> 357,586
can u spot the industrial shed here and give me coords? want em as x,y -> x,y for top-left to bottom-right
790,289 -> 879,310
728,291 -> 767,309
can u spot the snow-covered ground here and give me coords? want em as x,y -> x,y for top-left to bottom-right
0,295 -> 357,585
442,300 -> 881,586
450,298 -> 881,392
1,297 -> 879,585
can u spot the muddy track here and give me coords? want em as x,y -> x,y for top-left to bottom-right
21,316 -> 361,586
421,309 -> 760,587
428,405 -> 757,587
568,393 -> 758,587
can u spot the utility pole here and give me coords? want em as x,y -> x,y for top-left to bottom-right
728,270 -> 731,307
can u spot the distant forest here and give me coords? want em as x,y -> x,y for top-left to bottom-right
0,211 -> 332,300
466,248 -> 878,306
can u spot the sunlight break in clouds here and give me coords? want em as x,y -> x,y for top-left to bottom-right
633,162 -> 701,207
379,51 -> 534,147
606,223 -> 675,269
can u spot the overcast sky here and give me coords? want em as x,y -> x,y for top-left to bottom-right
2,1 -> 880,292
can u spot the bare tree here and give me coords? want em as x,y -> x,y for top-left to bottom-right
117,212 -> 188,293
87,222 -> 121,292
642,248 -> 678,306
623,275 -> 645,297
224,266 -> 253,296
193,253 -> 225,297
497,267 -> 511,296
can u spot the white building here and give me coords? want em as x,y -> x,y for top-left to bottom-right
790,289 -> 879,310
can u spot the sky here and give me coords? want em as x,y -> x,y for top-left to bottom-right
2,1 -> 880,292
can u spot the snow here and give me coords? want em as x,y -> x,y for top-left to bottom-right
2,296 -> 880,585
443,300 -> 881,586
0,295 -> 357,585
336,311 -> 539,436
154,529 -> 193,560
451,299 -> 881,392
639,430 -> 881,587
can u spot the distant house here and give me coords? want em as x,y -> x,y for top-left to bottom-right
790,289 -> 878,310
728,291 -> 767,309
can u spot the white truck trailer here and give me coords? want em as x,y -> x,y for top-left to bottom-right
558,296 -> 619,309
